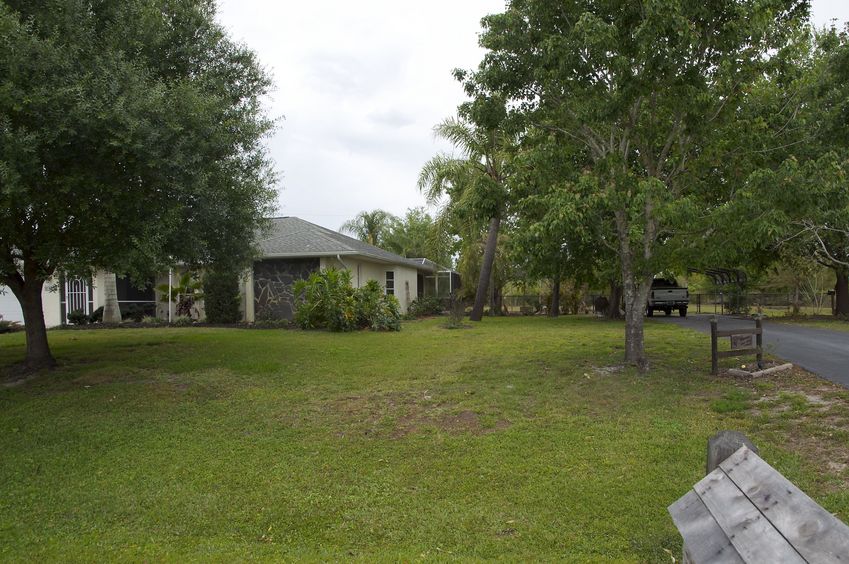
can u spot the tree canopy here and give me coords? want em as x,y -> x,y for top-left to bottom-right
453,0 -> 809,367
0,0 -> 276,369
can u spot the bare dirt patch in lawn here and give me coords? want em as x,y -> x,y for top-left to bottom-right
743,366 -> 849,489
300,390 -> 511,439
392,409 -> 511,438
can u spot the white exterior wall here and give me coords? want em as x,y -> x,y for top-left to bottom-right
91,270 -> 106,311
0,279 -> 62,327
0,286 -> 24,324
41,279 -> 62,327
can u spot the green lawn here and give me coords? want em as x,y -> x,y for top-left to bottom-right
1,317 -> 848,562
772,316 -> 849,332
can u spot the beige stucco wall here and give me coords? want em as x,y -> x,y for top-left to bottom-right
242,268 -> 254,322
393,265 -> 418,311
318,256 -> 419,313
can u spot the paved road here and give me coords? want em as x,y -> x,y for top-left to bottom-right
653,314 -> 849,388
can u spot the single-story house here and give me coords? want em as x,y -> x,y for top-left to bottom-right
0,217 -> 453,326
246,216 -> 440,321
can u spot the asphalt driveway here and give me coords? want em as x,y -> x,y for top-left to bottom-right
652,314 -> 849,388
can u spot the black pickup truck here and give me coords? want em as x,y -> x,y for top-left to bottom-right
647,278 -> 689,317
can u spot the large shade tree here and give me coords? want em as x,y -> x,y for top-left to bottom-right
709,24 -> 849,316
775,26 -> 849,315
465,0 -> 808,368
0,0 -> 276,370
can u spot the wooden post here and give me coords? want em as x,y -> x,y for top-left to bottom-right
710,317 -> 718,376
707,430 -> 758,474
755,317 -> 763,369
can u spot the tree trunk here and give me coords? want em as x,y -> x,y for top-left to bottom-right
102,271 -> 122,323
549,278 -> 561,317
606,282 -> 623,320
616,207 -> 653,371
622,273 -> 652,371
490,283 -> 504,316
836,270 -> 849,317
10,279 -> 56,371
469,216 -> 500,322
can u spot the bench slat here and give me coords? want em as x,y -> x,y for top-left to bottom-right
721,446 -> 849,563
669,490 -> 745,564
694,468 -> 805,563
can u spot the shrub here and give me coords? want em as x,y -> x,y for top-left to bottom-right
407,296 -> 443,318
293,269 -> 401,332
88,306 -> 104,323
67,309 -> 89,325
355,280 -> 401,331
204,268 -> 241,323
0,315 -> 21,334
293,268 -> 356,331
172,315 -> 193,327
141,316 -> 163,324
122,303 -> 152,322
443,293 -> 466,329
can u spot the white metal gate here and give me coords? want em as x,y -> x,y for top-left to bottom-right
65,277 -> 90,318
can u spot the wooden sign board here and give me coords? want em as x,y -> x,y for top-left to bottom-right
730,334 -> 753,350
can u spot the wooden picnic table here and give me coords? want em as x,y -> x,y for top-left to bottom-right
669,445 -> 849,563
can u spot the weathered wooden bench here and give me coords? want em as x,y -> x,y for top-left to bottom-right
669,443 -> 849,563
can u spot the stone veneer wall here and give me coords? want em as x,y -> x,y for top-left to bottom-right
253,258 -> 319,320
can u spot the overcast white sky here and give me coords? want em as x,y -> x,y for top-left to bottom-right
215,0 -> 849,231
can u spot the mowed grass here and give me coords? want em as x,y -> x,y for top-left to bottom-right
772,316 -> 849,332
1,317 -> 848,562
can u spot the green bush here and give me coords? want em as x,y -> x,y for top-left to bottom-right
355,280 -> 401,331
88,306 -> 103,323
122,303 -> 152,322
204,268 -> 242,323
407,296 -> 443,318
172,315 -> 193,327
0,315 -> 21,334
293,268 -> 356,331
293,269 -> 401,332
67,310 -> 89,325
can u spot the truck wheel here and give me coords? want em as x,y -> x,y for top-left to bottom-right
679,307 -> 687,318
646,307 -> 654,317
664,308 -> 672,316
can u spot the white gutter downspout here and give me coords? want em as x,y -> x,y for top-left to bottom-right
336,254 -> 349,270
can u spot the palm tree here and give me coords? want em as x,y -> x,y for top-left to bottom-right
339,210 -> 399,247
418,116 -> 513,321
102,271 -> 122,323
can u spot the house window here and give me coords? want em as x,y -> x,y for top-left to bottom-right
385,271 -> 395,295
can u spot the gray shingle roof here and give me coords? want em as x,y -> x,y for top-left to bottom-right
256,217 -> 436,272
